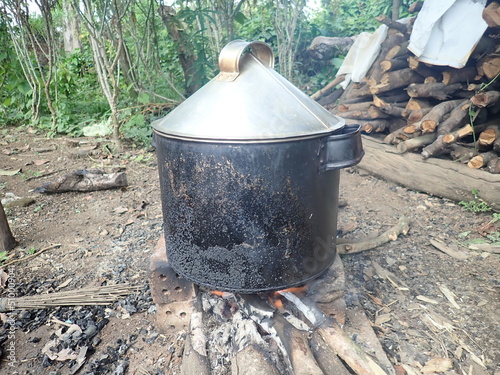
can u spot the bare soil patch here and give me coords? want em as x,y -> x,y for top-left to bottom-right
0,127 -> 498,374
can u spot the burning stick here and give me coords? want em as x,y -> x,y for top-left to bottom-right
279,291 -> 388,375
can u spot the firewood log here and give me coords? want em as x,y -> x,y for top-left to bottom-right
442,123 -> 488,145
468,151 -> 498,169
467,83 -> 483,92
406,83 -> 462,100
361,118 -> 405,134
422,121 -> 490,158
454,91 -> 476,99
375,15 -> 407,34
311,74 -> 347,101
338,102 -> 373,112
273,315 -> 324,375
342,34 -> 407,103
368,34 -> 408,83
406,108 -> 431,123
341,106 -> 390,120
450,144 -> 479,163
494,137 -> 500,153
397,133 -> 437,154
372,95 -> 407,117
471,91 -> 500,107
319,88 -> 344,106
405,98 -> 432,111
421,135 -> 450,158
310,332 -> 352,375
385,41 -> 409,60
376,89 -> 410,103
483,2 -> 500,27
384,127 -> 421,145
370,69 -> 424,95
407,99 -> 465,134
407,56 -> 442,81
436,100 -> 471,135
380,58 -> 408,73
344,80 -> 376,100
487,158 -> 500,173
478,125 -> 500,150
477,56 -> 500,80
442,67 -> 480,85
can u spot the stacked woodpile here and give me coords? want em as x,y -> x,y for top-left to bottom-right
314,2 -> 500,174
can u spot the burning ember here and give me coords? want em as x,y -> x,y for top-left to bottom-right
150,237 -> 395,375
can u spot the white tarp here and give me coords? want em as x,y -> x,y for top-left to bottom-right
408,0 -> 488,68
336,24 -> 388,88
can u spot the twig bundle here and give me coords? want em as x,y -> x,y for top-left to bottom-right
0,283 -> 140,312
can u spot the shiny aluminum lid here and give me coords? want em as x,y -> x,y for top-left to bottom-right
152,40 -> 344,142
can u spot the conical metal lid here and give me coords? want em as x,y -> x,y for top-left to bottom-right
152,40 -> 344,142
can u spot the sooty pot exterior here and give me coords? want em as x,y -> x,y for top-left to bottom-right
154,125 -> 362,293
152,40 -> 364,292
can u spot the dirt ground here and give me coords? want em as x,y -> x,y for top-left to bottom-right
0,127 -> 499,375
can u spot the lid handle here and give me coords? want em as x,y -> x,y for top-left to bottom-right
217,40 -> 274,81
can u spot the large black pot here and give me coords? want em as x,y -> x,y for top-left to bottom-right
152,40 -> 364,293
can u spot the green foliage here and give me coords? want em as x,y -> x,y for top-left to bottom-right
0,0 -> 417,145
0,251 -> 8,265
459,189 -> 493,213
310,0 -> 413,37
0,19 -> 32,126
121,111 -> 151,146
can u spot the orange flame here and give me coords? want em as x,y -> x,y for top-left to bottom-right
268,284 -> 308,309
210,290 -> 225,297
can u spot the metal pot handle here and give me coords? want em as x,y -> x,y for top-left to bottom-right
318,124 -> 365,173
217,40 -> 274,81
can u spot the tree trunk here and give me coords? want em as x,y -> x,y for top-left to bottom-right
62,0 -> 81,53
158,5 -> 203,95
0,202 -> 16,253
392,0 -> 400,20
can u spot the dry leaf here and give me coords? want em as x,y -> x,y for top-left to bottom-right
422,357 -> 452,373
